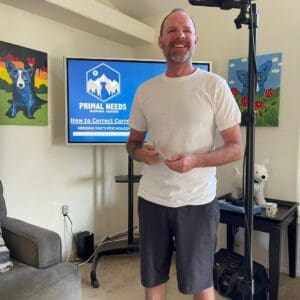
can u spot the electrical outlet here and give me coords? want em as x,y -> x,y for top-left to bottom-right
62,205 -> 69,216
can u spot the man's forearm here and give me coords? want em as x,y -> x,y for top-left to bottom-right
196,124 -> 244,167
195,143 -> 244,168
163,142 -> 243,173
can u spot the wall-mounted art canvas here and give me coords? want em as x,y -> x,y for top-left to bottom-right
0,41 -> 48,125
228,52 -> 282,126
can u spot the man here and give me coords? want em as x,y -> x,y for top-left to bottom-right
126,8 -> 243,300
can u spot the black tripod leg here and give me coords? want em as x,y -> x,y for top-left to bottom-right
90,250 -> 101,288
90,269 -> 99,288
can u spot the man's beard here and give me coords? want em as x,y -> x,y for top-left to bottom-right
162,44 -> 194,64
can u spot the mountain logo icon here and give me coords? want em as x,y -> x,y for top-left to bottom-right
86,63 -> 120,102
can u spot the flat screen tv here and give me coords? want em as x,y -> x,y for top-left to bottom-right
65,58 -> 211,144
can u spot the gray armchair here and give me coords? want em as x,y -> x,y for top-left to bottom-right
0,180 -> 81,300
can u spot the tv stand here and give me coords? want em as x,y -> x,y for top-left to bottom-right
90,156 -> 141,288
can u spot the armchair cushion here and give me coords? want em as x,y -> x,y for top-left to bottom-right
0,180 -> 81,300
0,260 -> 80,300
0,226 -> 13,273
1,217 -> 61,269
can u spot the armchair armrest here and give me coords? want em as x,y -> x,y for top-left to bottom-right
1,217 -> 62,269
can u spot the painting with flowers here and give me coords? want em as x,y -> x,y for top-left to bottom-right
228,52 -> 282,126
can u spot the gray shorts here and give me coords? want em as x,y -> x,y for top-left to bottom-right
138,197 -> 220,295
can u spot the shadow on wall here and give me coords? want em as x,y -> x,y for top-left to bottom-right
93,145 -> 132,243
50,56 -> 66,144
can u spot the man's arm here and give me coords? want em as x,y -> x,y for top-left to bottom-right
126,128 -> 160,165
164,125 -> 244,173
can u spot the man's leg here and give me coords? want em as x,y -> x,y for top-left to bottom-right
145,283 -> 167,300
174,199 -> 220,296
193,286 -> 215,300
138,198 -> 173,300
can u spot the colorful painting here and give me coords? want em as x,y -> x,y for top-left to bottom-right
228,52 -> 282,126
0,41 -> 48,125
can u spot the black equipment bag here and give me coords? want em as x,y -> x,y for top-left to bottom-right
213,248 -> 269,300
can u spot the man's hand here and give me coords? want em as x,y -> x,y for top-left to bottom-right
138,144 -> 161,165
164,153 -> 196,173
126,128 -> 161,165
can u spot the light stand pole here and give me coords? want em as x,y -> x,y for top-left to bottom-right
235,3 -> 258,300
188,1 -> 259,299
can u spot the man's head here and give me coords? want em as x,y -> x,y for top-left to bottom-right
158,9 -> 198,64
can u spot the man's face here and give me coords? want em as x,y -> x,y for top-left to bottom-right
158,12 -> 198,64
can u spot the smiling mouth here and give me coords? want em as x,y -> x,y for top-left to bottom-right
172,43 -> 187,48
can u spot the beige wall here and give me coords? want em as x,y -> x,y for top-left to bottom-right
0,3 -> 134,258
0,0 -> 300,274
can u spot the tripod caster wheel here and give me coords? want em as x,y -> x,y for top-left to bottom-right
90,270 -> 99,288
91,279 -> 99,288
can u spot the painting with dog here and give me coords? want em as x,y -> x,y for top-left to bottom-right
228,52 -> 282,127
0,41 -> 48,125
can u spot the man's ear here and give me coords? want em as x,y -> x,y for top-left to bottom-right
195,35 -> 199,45
158,36 -> 163,49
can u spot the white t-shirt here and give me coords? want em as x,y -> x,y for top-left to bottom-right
129,68 -> 241,207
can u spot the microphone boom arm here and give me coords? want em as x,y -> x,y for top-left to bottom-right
188,0 -> 242,10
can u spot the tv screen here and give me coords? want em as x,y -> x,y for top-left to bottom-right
65,58 -> 211,144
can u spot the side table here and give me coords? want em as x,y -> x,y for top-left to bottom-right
219,196 -> 298,300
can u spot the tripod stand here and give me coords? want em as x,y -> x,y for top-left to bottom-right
235,3 -> 258,299
188,1 -> 259,299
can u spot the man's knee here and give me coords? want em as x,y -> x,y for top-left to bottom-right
145,283 -> 167,300
193,286 -> 215,300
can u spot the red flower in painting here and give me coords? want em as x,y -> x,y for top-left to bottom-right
255,100 -> 265,110
264,88 -> 274,98
241,96 -> 248,107
5,54 -> 18,62
26,57 -> 36,67
231,87 -> 239,96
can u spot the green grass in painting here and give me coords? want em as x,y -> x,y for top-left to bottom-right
0,90 -> 48,126
235,87 -> 280,127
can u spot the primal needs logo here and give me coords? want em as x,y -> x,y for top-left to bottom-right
86,63 -> 120,102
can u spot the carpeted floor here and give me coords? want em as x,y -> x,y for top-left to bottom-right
78,254 -> 300,299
